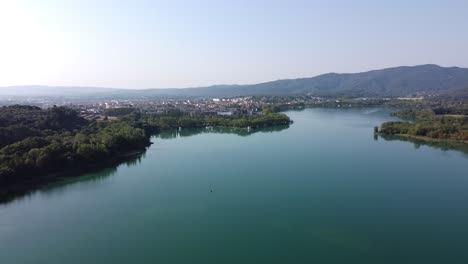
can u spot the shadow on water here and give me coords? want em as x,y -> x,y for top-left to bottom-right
376,134 -> 468,157
1,126 -> 290,206
0,151 -> 147,206
157,124 -> 290,139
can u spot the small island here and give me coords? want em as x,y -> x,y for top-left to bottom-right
0,104 -> 291,201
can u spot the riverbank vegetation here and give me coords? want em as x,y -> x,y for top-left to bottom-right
0,105 -> 150,200
377,108 -> 468,143
0,105 -> 291,200
136,111 -> 291,131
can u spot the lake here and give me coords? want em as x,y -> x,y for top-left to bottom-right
1,108 -> 468,264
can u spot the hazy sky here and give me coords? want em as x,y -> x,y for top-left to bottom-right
1,0 -> 467,89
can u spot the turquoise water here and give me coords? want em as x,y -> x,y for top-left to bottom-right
1,108 -> 468,264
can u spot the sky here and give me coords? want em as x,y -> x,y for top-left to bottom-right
0,0 -> 467,89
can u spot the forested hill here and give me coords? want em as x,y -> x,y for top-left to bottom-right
2,65 -> 468,98
170,64 -> 468,98
436,86 -> 468,101
0,105 -> 87,148
0,105 -> 150,200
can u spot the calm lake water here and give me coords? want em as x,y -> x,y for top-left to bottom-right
1,108 -> 468,264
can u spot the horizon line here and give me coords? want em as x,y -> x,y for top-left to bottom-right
0,63 -> 463,90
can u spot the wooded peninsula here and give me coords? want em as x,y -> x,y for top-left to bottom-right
376,108 -> 468,143
0,105 -> 290,200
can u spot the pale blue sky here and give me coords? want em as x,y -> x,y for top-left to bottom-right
0,0 -> 467,88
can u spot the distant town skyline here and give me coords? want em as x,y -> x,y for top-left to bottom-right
1,0 -> 467,89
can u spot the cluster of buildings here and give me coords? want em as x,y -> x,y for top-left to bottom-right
1,94 -> 383,120
70,97 -> 264,119
68,95 -> 333,119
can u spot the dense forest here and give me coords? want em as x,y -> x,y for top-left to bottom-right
135,107 -> 291,130
0,105 -> 150,200
377,108 -> 468,142
0,105 -> 290,200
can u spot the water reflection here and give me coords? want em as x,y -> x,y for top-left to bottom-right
1,126 -> 290,205
377,134 -> 468,157
0,151 -> 146,206
157,125 -> 290,139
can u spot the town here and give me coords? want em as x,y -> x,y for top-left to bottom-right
0,94 -> 401,121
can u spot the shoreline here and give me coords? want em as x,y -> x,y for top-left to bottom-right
0,122 -> 290,204
0,147 -> 148,204
376,132 -> 468,144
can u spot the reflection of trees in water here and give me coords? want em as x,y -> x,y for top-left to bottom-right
377,134 -> 468,157
1,151 -> 146,205
123,152 -> 145,167
2,126 -> 289,205
156,125 -> 290,139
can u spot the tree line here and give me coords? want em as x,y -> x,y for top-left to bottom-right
0,105 -> 290,200
0,105 -> 150,199
377,108 -> 468,142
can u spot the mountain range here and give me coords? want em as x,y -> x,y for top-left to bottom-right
1,64 -> 467,99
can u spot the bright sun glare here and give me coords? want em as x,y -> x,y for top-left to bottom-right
0,1 -> 69,86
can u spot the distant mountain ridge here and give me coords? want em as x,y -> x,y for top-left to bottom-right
2,64 -> 468,98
